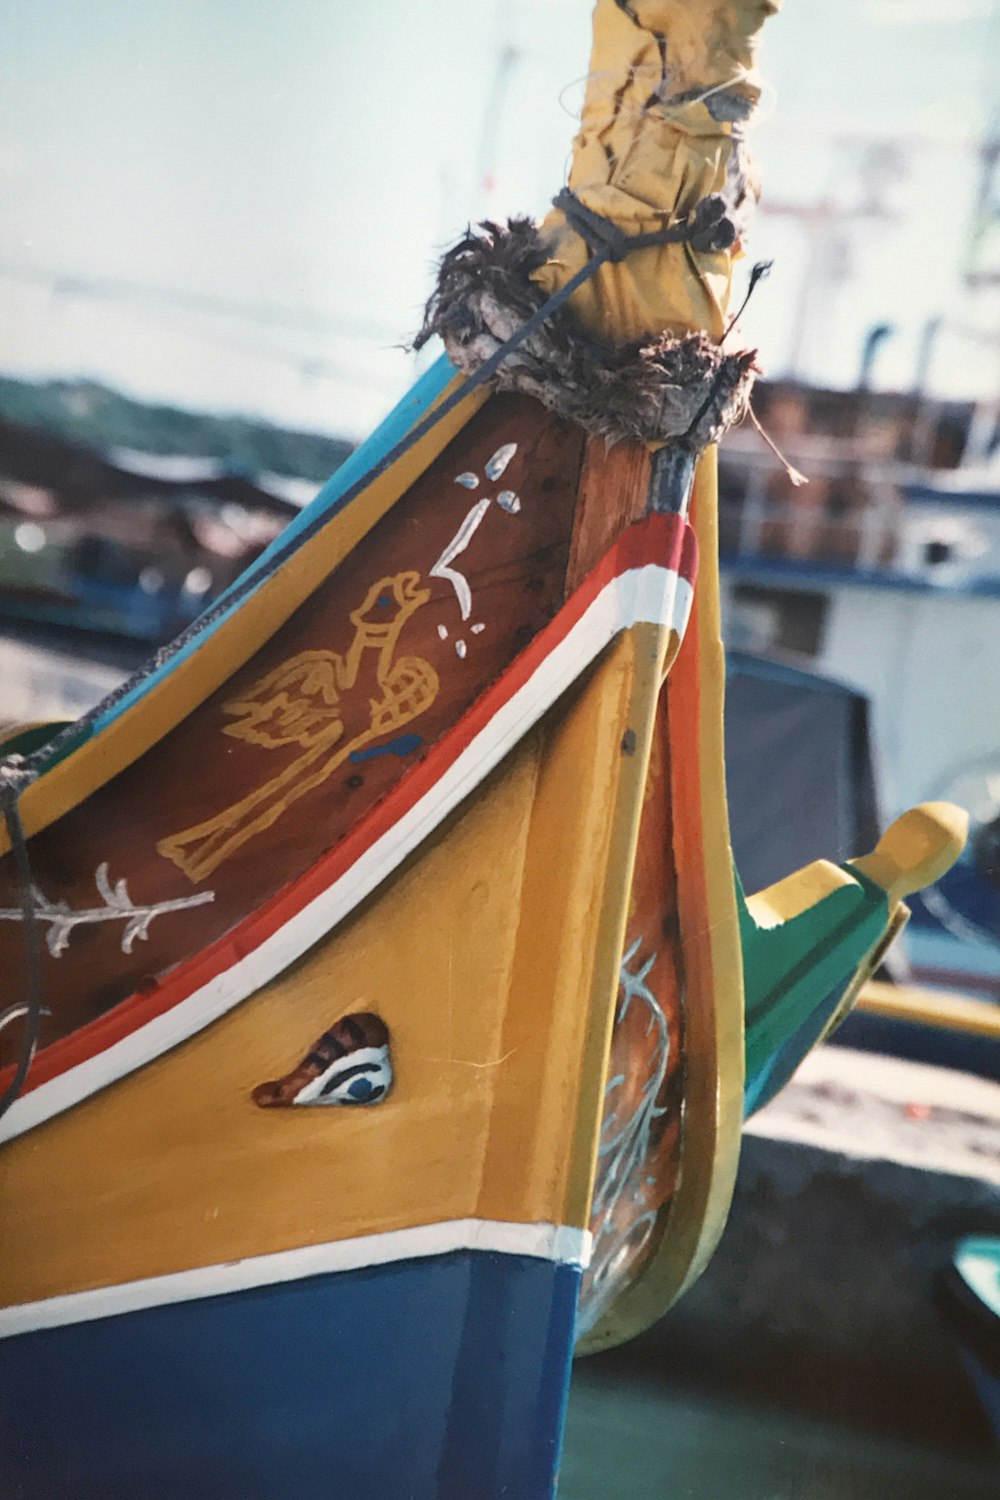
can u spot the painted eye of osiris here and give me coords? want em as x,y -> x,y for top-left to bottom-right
295,1047 -> 392,1106
252,1012 -> 393,1109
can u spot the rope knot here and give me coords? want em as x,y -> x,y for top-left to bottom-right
1,756 -> 39,802
552,190 -> 631,262
553,189 -> 738,264
687,195 -> 738,254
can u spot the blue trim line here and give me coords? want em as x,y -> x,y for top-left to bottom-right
721,553 -> 1000,598
905,481 -> 1000,513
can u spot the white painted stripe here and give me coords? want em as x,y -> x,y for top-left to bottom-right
0,562 -> 691,1143
0,1219 -> 592,1339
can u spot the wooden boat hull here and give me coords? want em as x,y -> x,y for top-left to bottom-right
0,386 -> 702,1494
2,4 -> 963,1491
0,1247 -> 580,1500
0,658 -> 654,1497
0,388 -> 963,1496
0,359 -> 704,1126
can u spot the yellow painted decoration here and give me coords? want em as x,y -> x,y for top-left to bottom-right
0,376 -> 485,856
849,802 -> 969,907
532,0 -> 782,343
157,571 -> 438,882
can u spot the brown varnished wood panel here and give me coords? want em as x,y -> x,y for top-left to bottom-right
579,680 -> 685,1316
566,437 -> 652,593
0,395 -> 585,1060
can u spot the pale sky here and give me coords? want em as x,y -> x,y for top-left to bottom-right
2,0 -> 999,440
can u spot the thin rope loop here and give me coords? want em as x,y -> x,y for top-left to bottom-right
0,773 -> 45,1121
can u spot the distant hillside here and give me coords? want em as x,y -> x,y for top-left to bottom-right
0,376 -> 354,483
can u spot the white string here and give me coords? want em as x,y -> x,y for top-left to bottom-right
557,62 -> 777,133
557,63 -> 666,124
664,68 -> 753,109
554,60 -> 777,198
745,73 -> 779,130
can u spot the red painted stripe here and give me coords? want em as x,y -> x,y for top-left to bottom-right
5,513 -> 696,1097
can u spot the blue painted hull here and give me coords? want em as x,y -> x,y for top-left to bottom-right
0,1249 -> 579,1499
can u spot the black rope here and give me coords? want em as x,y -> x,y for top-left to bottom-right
722,258 -> 773,342
0,768 -> 45,1122
0,191 -> 734,1114
682,259 -> 773,444
553,188 -> 736,259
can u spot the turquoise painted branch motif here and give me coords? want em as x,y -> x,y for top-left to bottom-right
583,937 -> 671,1328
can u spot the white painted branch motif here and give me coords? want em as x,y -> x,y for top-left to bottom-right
579,937 -> 671,1333
0,863 -> 215,958
484,443 -> 517,481
431,443 -> 523,634
430,497 -> 492,621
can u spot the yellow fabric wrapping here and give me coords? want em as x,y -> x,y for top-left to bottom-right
532,0 -> 781,343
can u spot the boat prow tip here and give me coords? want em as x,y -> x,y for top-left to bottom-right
851,801 -> 968,905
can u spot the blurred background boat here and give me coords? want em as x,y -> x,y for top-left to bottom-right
0,381 -> 348,650
718,373 -> 1000,1006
